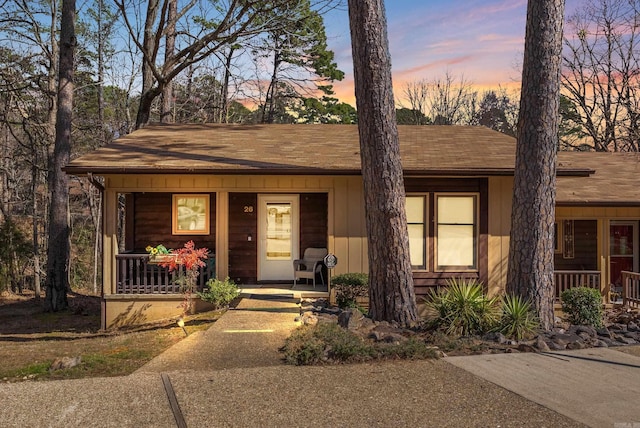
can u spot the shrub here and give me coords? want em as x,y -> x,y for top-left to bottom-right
197,277 -> 241,309
281,325 -> 325,365
423,277 -> 501,336
498,295 -> 539,340
560,287 -> 603,327
281,323 -> 372,365
281,323 -> 438,365
332,273 -> 368,309
377,338 -> 439,360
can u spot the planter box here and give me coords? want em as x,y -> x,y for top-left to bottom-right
148,254 -> 178,264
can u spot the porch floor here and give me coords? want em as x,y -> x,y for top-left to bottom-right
240,282 -> 329,300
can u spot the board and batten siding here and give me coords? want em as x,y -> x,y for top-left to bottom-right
487,176 -> 514,297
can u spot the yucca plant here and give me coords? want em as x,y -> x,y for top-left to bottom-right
423,278 -> 501,336
499,294 -> 539,340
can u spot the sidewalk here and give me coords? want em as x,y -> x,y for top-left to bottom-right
447,347 -> 640,427
138,293 -> 301,373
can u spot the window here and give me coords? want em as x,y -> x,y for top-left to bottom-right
436,194 -> 477,270
405,195 -> 427,269
172,194 -> 210,235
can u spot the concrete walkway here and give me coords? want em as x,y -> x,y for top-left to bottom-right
448,348 -> 640,428
138,292 -> 301,373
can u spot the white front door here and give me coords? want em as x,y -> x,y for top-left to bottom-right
258,195 -> 299,281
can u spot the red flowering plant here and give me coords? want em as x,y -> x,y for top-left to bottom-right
159,240 -> 209,315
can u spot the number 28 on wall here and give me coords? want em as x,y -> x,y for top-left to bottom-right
243,206 -> 254,213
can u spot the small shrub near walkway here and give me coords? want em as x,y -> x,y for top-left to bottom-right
281,323 -> 438,365
560,287 -> 604,328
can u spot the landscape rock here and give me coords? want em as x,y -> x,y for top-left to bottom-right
301,314 -> 318,326
566,341 -> 586,350
517,343 -> 536,353
547,341 -> 566,351
299,297 -> 640,357
49,356 -> 81,371
572,325 -> 598,338
337,308 -> 366,330
384,333 -> 407,344
482,332 -> 507,344
596,327 -> 613,338
535,337 -> 550,352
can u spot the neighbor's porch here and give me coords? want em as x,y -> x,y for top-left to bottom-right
553,214 -> 640,305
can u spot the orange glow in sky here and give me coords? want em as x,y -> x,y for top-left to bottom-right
323,0 -> 581,106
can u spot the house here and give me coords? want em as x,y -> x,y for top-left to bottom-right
64,124 -> 640,328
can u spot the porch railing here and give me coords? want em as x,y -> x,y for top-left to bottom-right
115,253 -> 215,294
553,270 -> 601,301
622,271 -> 640,308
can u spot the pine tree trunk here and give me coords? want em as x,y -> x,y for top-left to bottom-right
507,0 -> 565,330
160,0 -> 177,124
348,0 -> 417,326
45,0 -> 75,312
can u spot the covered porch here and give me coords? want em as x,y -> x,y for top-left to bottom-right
553,210 -> 640,304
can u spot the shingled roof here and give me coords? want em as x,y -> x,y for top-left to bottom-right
65,123 -> 640,205
556,152 -> 640,205
66,123 -> 590,176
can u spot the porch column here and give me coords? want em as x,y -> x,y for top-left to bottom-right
599,218 -> 610,301
103,189 -> 118,295
216,191 -> 229,280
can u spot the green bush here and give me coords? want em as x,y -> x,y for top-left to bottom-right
423,277 -> 501,336
197,277 -> 241,309
498,295 -> 539,340
332,273 -> 368,309
281,325 -> 326,365
560,287 -> 603,327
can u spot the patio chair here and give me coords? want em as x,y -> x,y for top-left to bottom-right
293,247 -> 327,288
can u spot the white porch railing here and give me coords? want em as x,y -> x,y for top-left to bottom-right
622,271 -> 640,308
554,270 -> 601,301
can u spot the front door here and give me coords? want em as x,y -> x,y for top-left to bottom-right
610,222 -> 639,287
258,195 -> 299,281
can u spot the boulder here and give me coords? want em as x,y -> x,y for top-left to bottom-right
596,327 -> 613,338
49,356 -> 81,371
535,337 -> 551,352
482,331 -> 507,344
566,341 -> 586,350
617,337 -> 637,345
547,341 -> 566,351
572,325 -> 598,338
338,308 -> 366,330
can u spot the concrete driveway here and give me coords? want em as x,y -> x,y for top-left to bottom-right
447,347 -> 640,428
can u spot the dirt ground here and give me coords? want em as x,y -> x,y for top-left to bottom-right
0,291 -> 221,382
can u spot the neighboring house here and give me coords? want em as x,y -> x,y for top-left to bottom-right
64,124 -> 640,328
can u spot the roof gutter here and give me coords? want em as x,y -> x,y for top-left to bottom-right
64,166 -> 595,177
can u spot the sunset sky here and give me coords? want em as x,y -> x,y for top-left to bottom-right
322,0 -> 582,105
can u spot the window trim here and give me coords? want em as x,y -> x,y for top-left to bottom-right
405,194 -> 428,271
554,221 -> 563,254
434,193 -> 479,272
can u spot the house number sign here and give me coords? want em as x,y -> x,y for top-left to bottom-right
243,206 -> 254,213
324,253 -> 338,269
